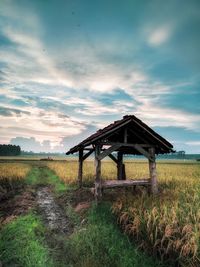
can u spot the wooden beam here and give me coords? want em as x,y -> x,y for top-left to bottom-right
95,145 -> 102,201
117,151 -> 123,180
108,153 -> 118,164
83,147 -> 94,151
98,142 -> 153,161
149,147 -> 158,194
128,128 -> 150,144
97,144 -> 121,161
117,152 -> 126,180
134,144 -> 152,161
83,118 -> 132,147
124,128 -> 128,143
132,119 -> 172,150
78,149 -> 83,188
82,148 -> 94,161
99,141 -> 154,148
122,164 -> 126,180
102,179 -> 150,188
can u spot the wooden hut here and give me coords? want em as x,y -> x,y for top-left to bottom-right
66,115 -> 173,200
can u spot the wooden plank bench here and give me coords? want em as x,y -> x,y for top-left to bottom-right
101,178 -> 151,189
90,179 -> 151,196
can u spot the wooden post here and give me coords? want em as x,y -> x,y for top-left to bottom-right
122,164 -> 126,180
117,151 -> 126,180
148,147 -> 158,194
95,145 -> 102,201
78,149 -> 83,188
117,151 -> 122,180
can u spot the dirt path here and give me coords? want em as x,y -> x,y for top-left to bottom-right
0,166 -> 75,266
37,186 -> 69,233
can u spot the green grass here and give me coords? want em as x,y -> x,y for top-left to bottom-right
45,169 -> 68,194
26,166 -> 40,185
0,213 -> 53,267
26,166 -> 68,194
63,202 -> 164,267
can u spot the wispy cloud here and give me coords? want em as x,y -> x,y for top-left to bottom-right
185,141 -> 200,146
147,25 -> 172,46
0,106 -> 30,116
0,104 -> 88,146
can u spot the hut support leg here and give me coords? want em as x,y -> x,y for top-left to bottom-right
78,149 -> 83,188
149,147 -> 158,194
122,164 -> 126,180
95,145 -> 102,201
117,152 -> 126,180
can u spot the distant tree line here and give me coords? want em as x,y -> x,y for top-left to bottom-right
0,144 -> 21,156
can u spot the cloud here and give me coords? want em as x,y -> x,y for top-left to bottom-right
61,124 -> 98,151
134,97 -> 200,132
185,141 -> 200,146
10,123 -> 98,153
11,137 -> 53,153
11,137 -> 43,152
0,104 -> 88,147
147,25 -> 172,46
50,96 -> 135,116
0,106 -> 30,116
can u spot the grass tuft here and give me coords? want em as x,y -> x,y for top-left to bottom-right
0,213 -> 53,267
64,202 -> 164,267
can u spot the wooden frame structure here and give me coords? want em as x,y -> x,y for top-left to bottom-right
66,115 -> 174,200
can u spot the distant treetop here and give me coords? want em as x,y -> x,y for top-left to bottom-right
0,144 -> 21,156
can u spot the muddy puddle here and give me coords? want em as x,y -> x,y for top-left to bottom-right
36,187 -> 69,233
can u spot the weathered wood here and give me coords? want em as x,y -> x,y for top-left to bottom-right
98,142 -> 154,160
149,147 -> 158,194
108,153 -> 118,164
133,119 -> 171,150
83,118 -> 132,147
134,144 -> 152,161
117,151 -> 123,180
122,164 -> 126,180
66,115 -> 173,155
95,145 -> 102,201
99,141 -> 153,148
78,149 -> 83,188
82,148 -> 94,161
102,179 -> 150,188
128,128 -> 150,144
83,148 -> 94,151
97,144 -> 121,161
124,128 -> 128,143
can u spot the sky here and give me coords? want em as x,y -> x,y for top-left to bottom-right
0,0 -> 200,153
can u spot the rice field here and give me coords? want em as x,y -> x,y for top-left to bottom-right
47,160 -> 199,183
111,162 -> 200,267
48,160 -> 200,266
0,163 -> 31,192
0,163 -> 31,180
0,159 -> 199,266
47,160 -> 119,184
47,160 -> 156,184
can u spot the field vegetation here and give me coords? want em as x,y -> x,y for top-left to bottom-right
48,160 -> 200,267
0,163 -> 31,180
0,159 -> 199,266
64,202 -> 164,267
47,160 -> 151,185
0,163 -> 31,193
0,213 -> 53,267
